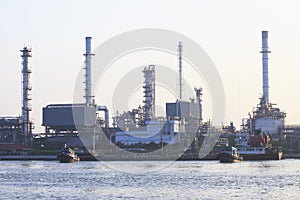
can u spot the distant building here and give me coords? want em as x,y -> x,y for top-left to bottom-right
0,117 -> 22,144
42,104 -> 96,136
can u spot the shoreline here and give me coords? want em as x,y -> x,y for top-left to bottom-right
1,153 -> 300,161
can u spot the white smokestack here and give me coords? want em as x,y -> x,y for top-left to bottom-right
261,31 -> 270,104
178,42 -> 183,100
84,37 -> 93,105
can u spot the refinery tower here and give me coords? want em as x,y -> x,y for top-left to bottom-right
247,31 -> 286,139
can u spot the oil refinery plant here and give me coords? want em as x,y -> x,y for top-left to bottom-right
1,31 -> 300,159
41,37 -> 207,160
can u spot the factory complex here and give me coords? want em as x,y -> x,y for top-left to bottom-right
1,31 -> 300,160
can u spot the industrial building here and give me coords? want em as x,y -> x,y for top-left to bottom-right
111,42 -> 204,150
42,104 -> 96,135
239,31 -> 286,140
166,100 -> 200,119
2,30 -> 299,159
251,31 -> 286,138
283,125 -> 300,152
42,37 -> 107,133
0,47 -> 33,154
0,117 -> 22,144
40,39 -> 204,152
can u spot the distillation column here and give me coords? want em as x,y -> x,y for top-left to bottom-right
194,87 -> 203,121
142,65 -> 155,122
21,47 -> 33,145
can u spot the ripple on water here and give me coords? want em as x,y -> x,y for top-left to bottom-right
0,160 -> 299,199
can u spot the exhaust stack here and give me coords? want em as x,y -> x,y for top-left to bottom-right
178,42 -> 183,100
84,37 -> 94,105
261,31 -> 271,104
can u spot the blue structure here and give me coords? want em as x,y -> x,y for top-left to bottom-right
42,104 -> 96,134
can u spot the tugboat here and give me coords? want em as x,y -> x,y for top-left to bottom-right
236,132 -> 283,161
57,144 -> 80,163
218,146 -> 243,163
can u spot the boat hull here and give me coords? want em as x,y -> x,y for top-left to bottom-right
218,153 -> 243,163
240,151 -> 282,161
57,155 -> 80,163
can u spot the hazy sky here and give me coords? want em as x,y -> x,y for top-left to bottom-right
1,0 -> 300,132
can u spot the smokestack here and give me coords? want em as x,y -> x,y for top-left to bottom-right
20,47 -> 33,145
178,42 -> 183,100
261,31 -> 271,104
84,37 -> 94,105
194,87 -> 203,121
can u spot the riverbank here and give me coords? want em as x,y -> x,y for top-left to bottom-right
0,155 -> 57,161
1,153 -> 300,161
282,153 -> 300,159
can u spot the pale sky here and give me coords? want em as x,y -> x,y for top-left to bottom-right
0,0 -> 300,132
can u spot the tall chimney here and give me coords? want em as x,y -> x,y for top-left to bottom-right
84,37 -> 94,105
261,31 -> 271,104
178,42 -> 183,100
20,47 -> 33,145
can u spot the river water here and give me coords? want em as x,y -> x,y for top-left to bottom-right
0,159 -> 299,199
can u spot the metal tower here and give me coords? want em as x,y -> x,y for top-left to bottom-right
84,37 -> 95,105
250,31 -> 286,138
194,87 -> 203,121
20,47 -> 33,145
178,42 -> 183,100
261,31 -> 271,104
142,65 -> 155,123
